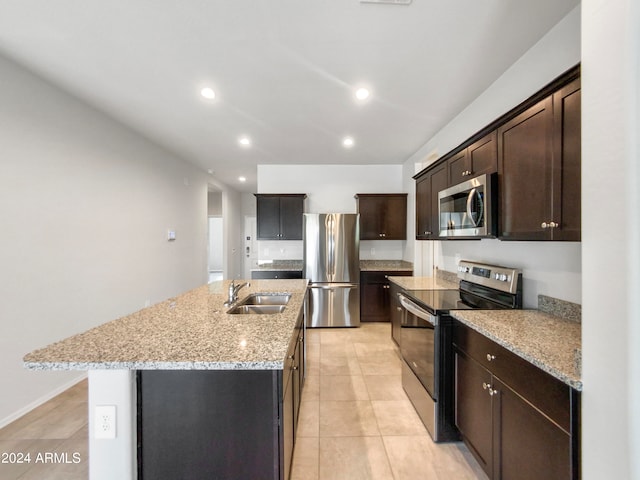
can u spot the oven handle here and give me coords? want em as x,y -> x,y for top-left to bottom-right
397,294 -> 438,326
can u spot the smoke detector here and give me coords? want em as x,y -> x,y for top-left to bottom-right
360,0 -> 412,4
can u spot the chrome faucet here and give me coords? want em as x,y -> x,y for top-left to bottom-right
225,280 -> 249,306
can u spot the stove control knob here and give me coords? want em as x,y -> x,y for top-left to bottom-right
499,274 -> 508,281
494,273 -> 500,280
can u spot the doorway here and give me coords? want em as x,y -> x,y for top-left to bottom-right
208,216 -> 223,283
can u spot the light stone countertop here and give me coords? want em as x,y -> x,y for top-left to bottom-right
359,260 -> 414,272
450,309 -> 582,391
23,279 -> 308,371
387,276 -> 458,290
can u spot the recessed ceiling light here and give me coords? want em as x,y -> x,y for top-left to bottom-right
238,136 -> 251,147
238,176 -> 247,183
343,136 -> 355,148
200,87 -> 216,100
355,88 -> 370,101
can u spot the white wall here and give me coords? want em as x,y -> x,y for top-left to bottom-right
582,0 -> 640,478
222,188 -> 244,279
257,164 -> 407,261
404,5 -> 582,305
0,54 -> 209,426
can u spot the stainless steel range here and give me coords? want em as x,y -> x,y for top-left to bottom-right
397,260 -> 522,442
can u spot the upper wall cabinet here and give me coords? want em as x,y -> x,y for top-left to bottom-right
413,65 -> 581,242
498,78 -> 581,241
415,164 -> 447,240
355,194 -> 407,240
255,194 -> 306,240
447,131 -> 497,186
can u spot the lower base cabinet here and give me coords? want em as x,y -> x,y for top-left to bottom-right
360,270 -> 412,322
137,318 -> 305,480
453,321 -> 580,480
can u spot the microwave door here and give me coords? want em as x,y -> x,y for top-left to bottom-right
465,188 -> 484,227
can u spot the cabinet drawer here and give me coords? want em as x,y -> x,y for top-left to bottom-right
453,321 -> 571,432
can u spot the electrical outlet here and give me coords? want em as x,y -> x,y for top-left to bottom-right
94,405 -> 116,439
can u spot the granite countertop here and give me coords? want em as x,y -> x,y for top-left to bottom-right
251,259 -> 414,272
450,309 -> 582,391
359,260 -> 414,272
387,275 -> 458,290
252,260 -> 303,272
23,279 -> 308,371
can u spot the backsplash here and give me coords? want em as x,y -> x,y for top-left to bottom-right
538,295 -> 581,322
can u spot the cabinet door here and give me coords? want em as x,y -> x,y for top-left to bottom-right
455,351 -> 493,479
357,194 -> 407,240
447,150 -> 469,186
256,196 -> 282,240
383,195 -> 407,239
429,164 -> 448,239
281,370 -> 294,480
415,174 -> 431,239
358,196 -> 386,240
552,78 -> 581,241
493,377 -> 571,480
468,131 -> 497,179
498,97 -> 554,240
279,196 -> 304,240
360,272 -> 389,322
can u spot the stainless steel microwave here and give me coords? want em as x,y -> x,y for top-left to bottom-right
438,173 -> 496,238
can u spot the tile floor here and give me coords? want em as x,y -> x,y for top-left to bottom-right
290,323 -> 487,480
0,323 -> 487,479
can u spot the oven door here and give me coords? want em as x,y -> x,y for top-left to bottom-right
398,294 -> 437,399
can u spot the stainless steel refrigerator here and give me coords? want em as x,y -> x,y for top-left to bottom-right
303,213 -> 360,327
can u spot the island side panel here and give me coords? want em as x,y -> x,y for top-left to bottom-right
137,370 -> 280,480
88,370 -> 137,480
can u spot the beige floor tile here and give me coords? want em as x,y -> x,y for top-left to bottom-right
383,435 -> 441,480
363,375 -> 407,401
320,328 -> 353,345
321,342 -> 358,358
291,436 -> 319,480
353,341 -> 397,357
372,400 -> 428,436
319,436 -> 394,480
358,351 -> 402,375
297,401 -> 320,437
319,355 -> 362,376
320,375 -> 370,401
428,442 -> 488,480
302,374 -> 320,402
319,401 -> 379,437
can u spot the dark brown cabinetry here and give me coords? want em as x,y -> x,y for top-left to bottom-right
447,131 -> 497,186
498,78 -> 580,241
413,66 -> 581,242
138,312 -> 305,480
251,270 -> 303,280
255,194 -> 306,240
453,321 -> 579,480
360,270 -> 412,322
355,194 -> 408,240
415,164 -> 447,240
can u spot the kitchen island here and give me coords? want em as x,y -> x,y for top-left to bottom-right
24,279 -> 309,480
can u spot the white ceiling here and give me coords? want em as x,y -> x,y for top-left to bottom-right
0,0 -> 579,192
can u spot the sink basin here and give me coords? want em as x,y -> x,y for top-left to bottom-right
227,304 -> 286,315
238,293 -> 291,306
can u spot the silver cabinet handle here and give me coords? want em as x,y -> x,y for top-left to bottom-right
482,382 -> 489,390
486,354 -> 495,362
542,221 -> 559,229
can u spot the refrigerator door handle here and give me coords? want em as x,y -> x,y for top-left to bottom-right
308,283 -> 359,290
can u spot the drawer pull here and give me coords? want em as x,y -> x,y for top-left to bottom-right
486,354 -> 496,362
482,382 -> 489,390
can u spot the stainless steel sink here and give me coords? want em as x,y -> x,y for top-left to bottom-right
238,293 -> 291,306
226,304 -> 287,315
